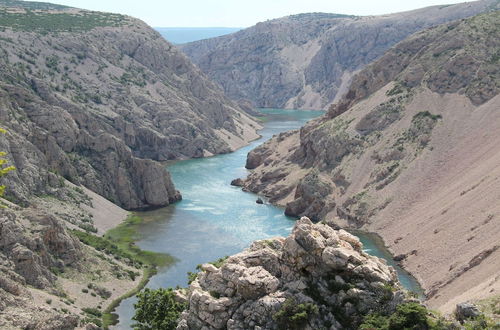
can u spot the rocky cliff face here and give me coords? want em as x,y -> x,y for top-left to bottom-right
181,0 -> 500,110
0,206 -> 80,329
0,1 -> 260,209
177,217 -> 410,329
240,11 -> 500,312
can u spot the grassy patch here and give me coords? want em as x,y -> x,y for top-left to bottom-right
72,215 -> 174,268
105,215 -> 174,267
102,266 -> 158,328
72,214 -> 176,329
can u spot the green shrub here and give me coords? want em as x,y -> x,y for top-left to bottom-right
133,288 -> 187,330
82,307 -> 102,318
273,298 -> 319,330
388,302 -> 429,329
360,313 -> 390,329
463,315 -> 499,330
360,302 -> 432,330
413,111 -> 442,121
209,256 -> 228,268
187,271 -> 198,284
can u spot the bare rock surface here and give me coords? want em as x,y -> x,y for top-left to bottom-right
177,217 -> 408,329
0,1 -> 260,209
181,0 -> 499,109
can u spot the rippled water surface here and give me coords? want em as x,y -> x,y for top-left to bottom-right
114,109 -> 422,329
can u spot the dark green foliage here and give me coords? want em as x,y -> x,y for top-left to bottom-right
187,271 -> 198,284
45,55 -> 59,71
0,0 -> 70,10
119,72 -> 147,87
360,302 -> 432,330
0,8 -> 126,32
133,288 -> 187,330
82,307 -> 102,318
209,290 -> 220,299
304,280 -> 326,305
413,111 -> 442,121
71,229 -> 137,265
388,303 -> 429,329
327,279 -> 354,294
209,256 -> 228,268
386,82 -> 410,96
360,313 -> 390,329
273,298 -> 319,330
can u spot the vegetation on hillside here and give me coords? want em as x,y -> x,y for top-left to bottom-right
72,215 -> 174,269
0,128 -> 15,199
273,298 -> 319,330
360,302 -> 500,330
0,8 -> 126,32
71,215 -> 176,328
0,0 -> 70,10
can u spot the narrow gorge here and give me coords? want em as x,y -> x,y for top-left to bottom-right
181,0 -> 499,110
0,0 -> 498,329
238,10 -> 500,314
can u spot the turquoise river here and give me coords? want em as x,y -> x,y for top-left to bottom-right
114,109 -> 423,329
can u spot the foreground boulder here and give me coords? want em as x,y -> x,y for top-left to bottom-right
177,217 -> 408,329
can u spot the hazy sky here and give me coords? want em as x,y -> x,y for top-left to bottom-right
32,0 -> 467,27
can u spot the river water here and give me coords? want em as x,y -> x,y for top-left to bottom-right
114,109 -> 422,329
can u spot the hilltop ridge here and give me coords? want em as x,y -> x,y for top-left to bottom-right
181,0 -> 500,110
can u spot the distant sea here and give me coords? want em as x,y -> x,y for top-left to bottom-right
154,27 -> 241,44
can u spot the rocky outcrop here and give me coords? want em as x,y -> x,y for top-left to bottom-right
240,11 -> 500,312
0,207 -> 84,328
455,302 -> 481,322
177,217 -> 408,329
284,170 -> 332,221
181,0 -> 499,109
0,209 -> 81,289
0,1 -> 259,209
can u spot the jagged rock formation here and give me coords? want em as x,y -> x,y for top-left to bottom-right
0,207 -> 80,328
0,197 -> 150,329
240,11 -> 500,312
0,0 -> 260,209
181,0 -> 500,109
177,217 -> 409,329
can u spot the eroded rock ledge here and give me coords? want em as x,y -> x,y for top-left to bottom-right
177,217 -> 411,329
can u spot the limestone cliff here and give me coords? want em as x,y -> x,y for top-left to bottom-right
0,0 -> 260,210
240,11 -> 500,312
181,0 -> 500,110
177,217 -> 410,329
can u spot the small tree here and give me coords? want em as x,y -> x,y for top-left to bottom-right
133,288 -> 186,330
0,128 -> 15,199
